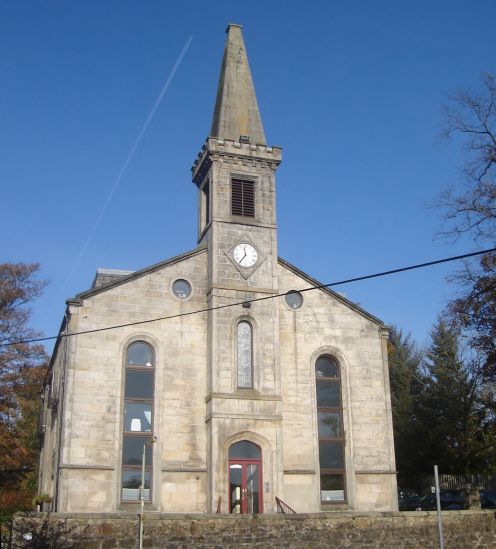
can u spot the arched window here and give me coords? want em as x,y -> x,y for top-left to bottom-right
315,355 -> 345,503
229,441 -> 261,460
121,341 -> 155,502
237,321 -> 253,389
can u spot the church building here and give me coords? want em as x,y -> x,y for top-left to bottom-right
39,24 -> 398,514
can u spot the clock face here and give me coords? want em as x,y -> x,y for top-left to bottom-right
233,243 -> 258,268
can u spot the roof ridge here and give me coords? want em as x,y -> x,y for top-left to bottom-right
68,244 -> 207,303
278,256 -> 384,326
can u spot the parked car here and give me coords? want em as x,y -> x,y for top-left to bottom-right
480,489 -> 496,509
398,489 -> 466,511
439,490 -> 466,510
398,489 -> 423,511
415,494 -> 437,511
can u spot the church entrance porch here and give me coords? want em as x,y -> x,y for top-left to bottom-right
228,441 -> 263,514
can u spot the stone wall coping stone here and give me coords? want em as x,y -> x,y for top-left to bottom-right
25,510 -> 495,520
13,510 -> 496,549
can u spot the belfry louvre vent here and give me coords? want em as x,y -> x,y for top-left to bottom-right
232,179 -> 255,217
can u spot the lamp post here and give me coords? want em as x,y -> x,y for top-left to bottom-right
139,435 -> 157,549
434,465 -> 444,549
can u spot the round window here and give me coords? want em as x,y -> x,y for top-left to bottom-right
172,279 -> 192,299
285,290 -> 303,309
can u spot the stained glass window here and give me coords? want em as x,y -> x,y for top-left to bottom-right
237,321 -> 253,388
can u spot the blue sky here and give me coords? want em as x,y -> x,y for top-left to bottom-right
1,1 -> 495,352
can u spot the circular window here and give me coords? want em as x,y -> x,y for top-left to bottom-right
172,279 -> 192,299
285,290 -> 303,309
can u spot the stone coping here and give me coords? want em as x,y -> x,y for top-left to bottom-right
24,510 -> 494,520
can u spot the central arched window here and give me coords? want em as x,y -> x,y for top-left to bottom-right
121,341 -> 155,502
237,321 -> 253,388
228,440 -> 261,460
315,354 -> 346,503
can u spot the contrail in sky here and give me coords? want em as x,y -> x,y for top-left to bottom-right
59,35 -> 194,297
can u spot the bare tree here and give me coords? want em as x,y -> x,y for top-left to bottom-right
438,73 -> 496,243
437,73 -> 496,379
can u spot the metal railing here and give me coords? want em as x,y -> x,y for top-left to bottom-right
275,496 -> 296,514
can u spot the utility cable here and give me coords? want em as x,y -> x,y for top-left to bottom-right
2,247 -> 494,348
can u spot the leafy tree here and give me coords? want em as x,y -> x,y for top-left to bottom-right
438,72 -> 496,377
417,320 -> 494,474
0,263 -> 48,523
387,327 -> 424,476
389,321 -> 496,482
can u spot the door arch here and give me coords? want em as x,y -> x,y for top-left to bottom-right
228,440 -> 263,514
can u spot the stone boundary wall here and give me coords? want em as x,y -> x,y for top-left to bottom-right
11,511 -> 496,548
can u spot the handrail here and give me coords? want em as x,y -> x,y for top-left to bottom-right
275,496 -> 296,514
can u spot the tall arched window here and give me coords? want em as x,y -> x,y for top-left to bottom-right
237,321 -> 253,389
315,354 -> 346,503
121,341 -> 155,502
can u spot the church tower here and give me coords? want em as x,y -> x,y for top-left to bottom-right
39,23 -> 398,517
192,24 -> 283,513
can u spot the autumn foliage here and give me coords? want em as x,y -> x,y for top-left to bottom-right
0,263 -> 48,522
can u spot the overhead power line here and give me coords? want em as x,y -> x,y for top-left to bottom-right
2,247 -> 495,348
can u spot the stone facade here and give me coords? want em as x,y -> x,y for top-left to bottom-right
39,24 -> 398,515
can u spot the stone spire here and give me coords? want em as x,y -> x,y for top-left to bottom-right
210,24 -> 266,145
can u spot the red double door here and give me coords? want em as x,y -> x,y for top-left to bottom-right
228,441 -> 262,514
